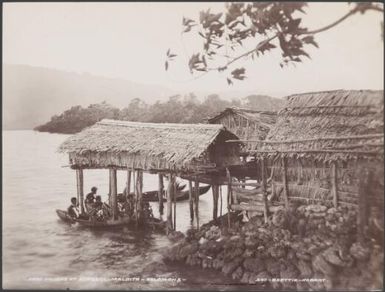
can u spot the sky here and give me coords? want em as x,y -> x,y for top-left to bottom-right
3,2 -> 384,97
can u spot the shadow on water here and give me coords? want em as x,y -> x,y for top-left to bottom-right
3,131 -> 237,290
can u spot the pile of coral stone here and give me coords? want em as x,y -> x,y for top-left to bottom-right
163,203 -> 383,290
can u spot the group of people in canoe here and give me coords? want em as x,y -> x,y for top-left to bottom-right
67,186 -> 154,222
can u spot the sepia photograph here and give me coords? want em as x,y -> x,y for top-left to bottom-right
3,1 -> 384,290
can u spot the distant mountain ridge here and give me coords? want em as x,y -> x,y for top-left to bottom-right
3,64 -> 175,130
3,64 -> 285,130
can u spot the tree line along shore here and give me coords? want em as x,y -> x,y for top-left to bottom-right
34,94 -> 283,134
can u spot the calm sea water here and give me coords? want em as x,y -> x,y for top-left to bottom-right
3,130 -> 233,290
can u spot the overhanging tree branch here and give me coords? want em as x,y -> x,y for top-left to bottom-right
303,6 -> 359,35
208,34 -> 279,72
167,2 -> 383,83
204,4 -> 382,73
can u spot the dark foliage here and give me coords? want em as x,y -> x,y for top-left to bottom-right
165,2 -> 383,84
34,94 -> 245,134
34,101 -> 120,134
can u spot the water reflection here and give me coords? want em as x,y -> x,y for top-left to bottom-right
3,131 -> 232,290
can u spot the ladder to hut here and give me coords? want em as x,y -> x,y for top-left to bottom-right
226,159 -> 283,224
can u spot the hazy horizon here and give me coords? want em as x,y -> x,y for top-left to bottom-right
4,2 -> 384,98
3,2 -> 384,130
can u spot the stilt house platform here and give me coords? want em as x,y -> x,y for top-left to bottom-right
58,119 -> 243,230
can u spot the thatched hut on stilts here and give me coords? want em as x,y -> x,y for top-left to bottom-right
59,119 -> 242,231
245,90 -> 384,241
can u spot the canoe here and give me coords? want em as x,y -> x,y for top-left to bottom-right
117,183 -> 186,202
56,209 -> 76,224
75,216 -> 131,227
141,185 -> 211,202
56,209 -> 130,227
56,209 -> 165,229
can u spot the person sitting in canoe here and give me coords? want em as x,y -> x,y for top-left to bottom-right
67,197 -> 80,219
119,193 -> 135,218
89,195 -> 109,221
85,186 -> 98,213
142,201 -> 154,221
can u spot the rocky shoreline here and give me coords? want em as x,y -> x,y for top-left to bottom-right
162,203 -> 383,290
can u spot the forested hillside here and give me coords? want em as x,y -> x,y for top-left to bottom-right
35,94 -> 284,134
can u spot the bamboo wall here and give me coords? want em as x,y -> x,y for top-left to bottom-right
270,158 -> 384,213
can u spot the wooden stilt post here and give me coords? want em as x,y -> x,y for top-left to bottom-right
135,170 -> 143,225
173,175 -> 177,230
261,158 -> 269,223
331,161 -> 338,208
226,168 -> 231,228
158,174 -> 164,216
358,166 -> 370,244
219,186 -> 223,217
271,181 -> 276,201
282,157 -> 290,209
132,170 -> 136,220
212,185 -> 219,220
188,180 -> 194,222
108,170 -> 112,207
194,178 -> 200,230
166,173 -> 173,232
75,172 -> 80,208
126,170 -> 132,197
76,169 -> 85,214
109,168 -> 118,220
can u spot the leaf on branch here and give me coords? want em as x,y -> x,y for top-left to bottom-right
169,54 -> 177,58
287,18 -> 302,33
355,2 -> 375,14
188,53 -> 208,73
199,9 -> 210,23
166,49 -> 170,57
227,78 -> 233,85
288,2 -> 307,14
207,12 -> 223,23
231,67 -> 246,80
278,33 -> 289,54
297,49 -> 311,59
188,53 -> 200,72
183,25 -> 193,33
182,17 -> 196,26
302,35 -> 319,48
231,68 -> 245,75
165,61 -> 169,71
228,20 -> 241,29
225,13 -> 234,25
258,41 -> 277,54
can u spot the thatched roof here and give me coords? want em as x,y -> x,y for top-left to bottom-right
208,107 -> 276,124
208,107 -> 277,148
256,90 -> 384,161
59,119 -> 241,171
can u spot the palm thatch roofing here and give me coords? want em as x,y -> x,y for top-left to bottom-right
208,107 -> 277,146
59,119 -> 241,172
253,90 -> 384,161
208,107 -> 277,125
